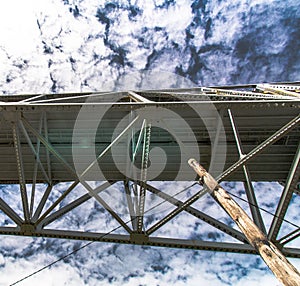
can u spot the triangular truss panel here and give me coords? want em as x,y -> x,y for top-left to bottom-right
0,82 -> 299,258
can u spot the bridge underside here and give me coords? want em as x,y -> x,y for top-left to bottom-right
0,83 -> 299,257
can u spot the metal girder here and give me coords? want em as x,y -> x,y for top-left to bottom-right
209,108 -> 225,175
18,119 -> 50,185
137,122 -> 151,232
21,115 -> 77,177
137,181 -> 146,233
80,181 -> 133,234
124,181 -> 137,231
228,109 -> 266,233
128,91 -> 153,103
268,142 -> 300,241
22,115 -> 133,233
257,84 -> 300,98
131,119 -> 146,162
28,91 -> 125,104
79,115 -> 140,179
1,225 -> 300,257
35,181 -> 79,226
261,84 -> 300,92
144,182 -> 247,242
18,94 -> 46,103
29,114 -> 43,217
0,85 -> 299,260
0,99 -> 298,183
0,227 -> 257,255
283,247 -> 300,258
12,122 -> 30,222
279,228 -> 300,245
40,181 -> 113,228
146,184 -> 207,236
202,87 -> 292,100
220,114 -> 300,180
32,184 -> 53,222
139,115 -> 300,238
43,112 -> 52,183
0,197 -> 23,226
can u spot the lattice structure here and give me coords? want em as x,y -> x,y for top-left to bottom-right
0,83 -> 299,257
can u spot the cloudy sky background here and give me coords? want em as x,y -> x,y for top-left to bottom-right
0,0 -> 299,285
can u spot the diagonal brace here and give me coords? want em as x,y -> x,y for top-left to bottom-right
12,122 -> 30,222
268,142 -> 300,241
40,181 -> 113,227
145,182 -> 247,242
145,114 -> 300,236
22,116 -> 132,233
228,109 -> 266,233
0,197 -> 23,226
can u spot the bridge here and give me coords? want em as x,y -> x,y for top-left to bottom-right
0,83 -> 299,259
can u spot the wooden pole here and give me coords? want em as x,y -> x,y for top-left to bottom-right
188,158 -> 300,286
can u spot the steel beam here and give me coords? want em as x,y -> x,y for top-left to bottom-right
209,108 -> 225,175
29,114 -> 43,217
124,181 -> 137,231
86,183 -> 132,234
0,225 -> 300,257
283,247 -> 300,258
18,94 -> 46,103
257,84 -> 300,98
146,186 -> 207,235
279,228 -> 300,245
202,87 -> 293,99
220,114 -> 300,180
228,109 -> 266,233
43,112 -> 52,182
22,115 -> 132,233
12,122 -> 30,222
131,119 -> 146,162
0,227 -> 257,255
40,181 -> 113,227
18,119 -> 50,184
79,115 -> 140,179
144,182 -> 247,242
137,123 -> 151,232
128,91 -> 153,103
32,184 -> 53,222
142,113 -> 300,237
0,197 -> 23,226
268,142 -> 300,241
28,91 -> 124,104
21,115 -> 77,177
35,181 -> 79,226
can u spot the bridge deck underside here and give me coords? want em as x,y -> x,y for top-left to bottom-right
0,101 -> 299,183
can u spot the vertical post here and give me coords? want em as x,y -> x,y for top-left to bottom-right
137,122 -> 151,232
188,159 -> 300,286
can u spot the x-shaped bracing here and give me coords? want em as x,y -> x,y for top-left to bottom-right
0,111 -> 299,257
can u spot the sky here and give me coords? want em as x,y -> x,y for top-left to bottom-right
0,0 -> 299,285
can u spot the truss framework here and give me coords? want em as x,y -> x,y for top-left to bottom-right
0,83 -> 299,257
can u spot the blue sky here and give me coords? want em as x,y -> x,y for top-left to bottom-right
0,0 -> 299,285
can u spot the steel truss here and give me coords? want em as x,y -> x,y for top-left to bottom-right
0,83 -> 299,258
